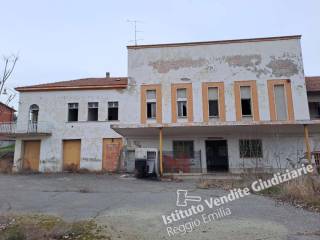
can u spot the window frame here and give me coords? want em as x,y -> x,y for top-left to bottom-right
176,88 -> 188,118
87,102 -> 99,121
208,87 -> 219,118
108,101 -> 119,121
68,103 -> 79,122
173,140 -> 194,159
239,139 -> 263,158
146,89 -> 157,119
267,79 -> 294,121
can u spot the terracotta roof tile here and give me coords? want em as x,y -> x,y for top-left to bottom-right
16,77 -> 128,92
306,77 -> 320,92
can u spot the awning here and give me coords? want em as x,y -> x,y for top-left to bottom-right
111,120 -> 320,137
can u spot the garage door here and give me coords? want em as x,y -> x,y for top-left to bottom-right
102,138 -> 123,172
23,140 -> 41,172
63,140 -> 81,171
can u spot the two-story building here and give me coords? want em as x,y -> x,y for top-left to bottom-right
10,35 -> 320,174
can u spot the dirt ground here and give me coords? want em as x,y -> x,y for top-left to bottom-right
0,173 -> 319,240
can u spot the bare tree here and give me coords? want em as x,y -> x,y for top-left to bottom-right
0,54 -> 18,122
0,54 -> 18,106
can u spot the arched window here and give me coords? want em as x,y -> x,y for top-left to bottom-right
29,104 -> 39,123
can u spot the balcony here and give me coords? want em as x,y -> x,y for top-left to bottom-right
0,121 -> 52,137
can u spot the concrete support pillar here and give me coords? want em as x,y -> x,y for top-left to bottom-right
303,124 -> 311,165
159,127 -> 163,176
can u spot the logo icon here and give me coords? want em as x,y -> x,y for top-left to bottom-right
176,189 -> 202,207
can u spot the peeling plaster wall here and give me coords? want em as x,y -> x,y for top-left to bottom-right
128,38 -> 309,122
13,89 -> 138,172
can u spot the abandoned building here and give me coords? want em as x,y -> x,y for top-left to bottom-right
3,35 -> 320,174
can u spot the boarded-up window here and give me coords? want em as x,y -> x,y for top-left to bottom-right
68,103 -> 78,122
208,87 -> 219,117
177,89 -> 187,117
274,85 -> 287,120
239,139 -> 263,158
88,102 -> 98,121
240,86 -> 252,116
146,90 -> 156,119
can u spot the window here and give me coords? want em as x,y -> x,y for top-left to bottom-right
29,104 -> 39,122
208,87 -> 219,117
177,88 -> 187,117
240,86 -> 252,116
309,102 -> 320,119
88,102 -> 98,121
274,85 -> 287,120
108,101 -> 118,121
173,141 -> 194,158
68,103 -> 78,122
239,139 -> 263,158
146,90 -> 157,119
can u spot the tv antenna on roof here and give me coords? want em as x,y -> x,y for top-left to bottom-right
127,19 -> 143,46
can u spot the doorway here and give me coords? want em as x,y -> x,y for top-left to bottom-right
205,140 -> 228,172
102,138 -> 123,172
23,140 -> 41,172
63,140 -> 81,171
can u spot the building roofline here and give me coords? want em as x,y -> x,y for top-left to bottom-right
15,77 -> 128,92
0,102 -> 16,112
127,35 -> 302,49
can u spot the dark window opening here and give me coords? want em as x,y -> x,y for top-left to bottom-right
239,139 -> 263,158
108,101 -> 118,121
147,102 -> 156,119
29,104 -> 39,123
177,101 -> 187,117
209,100 -> 219,117
88,102 -> 98,121
173,141 -> 194,158
309,102 -> 320,119
241,99 -> 252,116
68,103 -> 78,122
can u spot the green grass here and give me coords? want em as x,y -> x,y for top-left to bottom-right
0,214 -> 108,240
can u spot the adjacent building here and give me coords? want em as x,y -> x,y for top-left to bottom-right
7,35 -> 320,174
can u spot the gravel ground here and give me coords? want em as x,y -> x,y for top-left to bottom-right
0,173 -> 319,240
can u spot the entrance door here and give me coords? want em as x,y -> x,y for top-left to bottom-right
102,138 -> 123,172
63,140 -> 81,171
23,140 -> 41,172
206,140 -> 228,172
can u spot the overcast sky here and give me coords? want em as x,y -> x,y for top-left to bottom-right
0,0 -> 319,108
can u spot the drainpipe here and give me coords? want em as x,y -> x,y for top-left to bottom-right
159,127 -> 163,176
303,124 -> 311,165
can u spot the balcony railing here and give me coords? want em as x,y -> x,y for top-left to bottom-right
0,121 -> 52,135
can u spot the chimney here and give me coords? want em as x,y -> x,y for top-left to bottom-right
106,72 -> 110,78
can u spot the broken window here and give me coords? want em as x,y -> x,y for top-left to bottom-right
274,84 -> 287,120
88,102 -> 98,121
173,141 -> 194,158
240,86 -> 252,116
146,90 -> 157,119
239,139 -> 263,158
208,87 -> 219,117
68,103 -> 78,122
108,101 -> 118,121
177,88 -> 187,118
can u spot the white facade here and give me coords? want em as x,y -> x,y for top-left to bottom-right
12,36 -> 320,174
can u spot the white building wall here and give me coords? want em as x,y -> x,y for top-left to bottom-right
14,88 -> 139,172
128,38 -> 309,123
